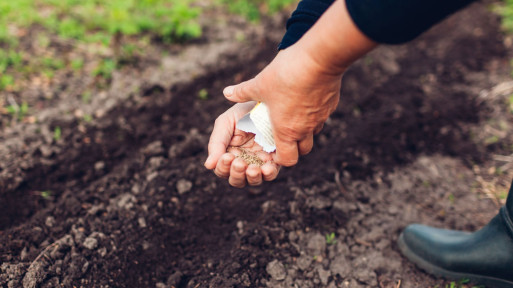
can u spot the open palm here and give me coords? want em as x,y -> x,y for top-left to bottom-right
204,103 -> 280,188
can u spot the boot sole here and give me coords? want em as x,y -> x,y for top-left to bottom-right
398,233 -> 513,288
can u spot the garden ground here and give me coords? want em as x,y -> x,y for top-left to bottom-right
1,1 -> 513,287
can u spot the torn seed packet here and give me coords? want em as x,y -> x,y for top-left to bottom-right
236,102 -> 276,153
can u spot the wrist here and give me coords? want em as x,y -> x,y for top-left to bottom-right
295,0 -> 377,75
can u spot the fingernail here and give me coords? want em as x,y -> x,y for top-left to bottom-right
224,86 -> 234,96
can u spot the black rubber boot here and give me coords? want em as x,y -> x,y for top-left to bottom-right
398,180 -> 513,288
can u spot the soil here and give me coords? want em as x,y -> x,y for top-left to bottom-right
2,2 -> 513,288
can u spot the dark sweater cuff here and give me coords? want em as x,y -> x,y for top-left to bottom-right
278,0 -> 334,50
346,0 -> 475,44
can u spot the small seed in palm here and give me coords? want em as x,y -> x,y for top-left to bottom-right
229,147 -> 264,166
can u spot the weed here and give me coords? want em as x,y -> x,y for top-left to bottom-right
495,0 -> 513,33
6,101 -> 28,121
42,57 -> 65,70
93,59 -> 117,80
0,75 -> 14,91
222,0 -> 296,21
198,88 -> 209,100
53,126 -> 62,141
81,92 -> 92,104
484,135 -> 499,145
71,58 -> 84,71
40,190 -> 52,200
448,193 -> 455,204
445,278 -> 485,288
325,232 -> 336,245
0,50 -> 22,73
83,114 -> 92,123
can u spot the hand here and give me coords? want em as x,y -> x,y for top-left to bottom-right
222,0 -> 376,167
204,102 -> 281,188
223,46 -> 344,167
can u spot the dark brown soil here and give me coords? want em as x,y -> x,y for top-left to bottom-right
1,2 -> 513,288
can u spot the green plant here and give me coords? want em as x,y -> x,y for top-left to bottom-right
0,0 -> 204,46
0,50 -> 22,73
198,88 -> 209,100
71,58 -> 84,71
496,0 -> 513,33
222,0 -> 296,21
93,59 -> 117,80
40,190 -> 52,200
325,232 -> 336,245
448,193 -> 455,204
6,101 -> 29,121
445,278 -> 485,288
81,91 -> 92,103
0,74 -> 14,90
53,126 -> 62,141
485,135 -> 499,145
83,114 -> 92,122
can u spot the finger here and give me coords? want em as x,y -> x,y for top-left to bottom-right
205,116 -> 233,169
314,122 -> 324,134
224,78 -> 261,103
214,153 -> 235,179
274,137 -> 299,167
298,134 -> 314,156
262,163 -> 280,182
229,129 -> 253,147
246,164 -> 263,186
229,158 -> 248,188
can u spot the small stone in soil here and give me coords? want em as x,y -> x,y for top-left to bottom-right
176,179 -> 192,194
266,260 -> 286,281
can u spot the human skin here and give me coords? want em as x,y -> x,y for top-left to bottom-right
205,0 -> 377,187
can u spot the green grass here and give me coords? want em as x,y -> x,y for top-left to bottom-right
444,278 -> 485,288
496,0 -> 513,33
222,0 -> 296,21
0,0 -> 202,45
6,102 -> 29,121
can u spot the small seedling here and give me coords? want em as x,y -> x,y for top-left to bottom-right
485,135 -> 499,145
6,101 -> 28,121
83,114 -> 93,123
93,59 -> 117,80
81,92 -> 92,103
40,190 -> 52,200
448,193 -> 455,204
0,74 -> 14,90
198,88 -> 209,100
71,58 -> 84,71
54,126 -> 62,141
325,232 -> 336,245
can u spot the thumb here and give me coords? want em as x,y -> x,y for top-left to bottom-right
273,136 -> 299,167
224,78 -> 261,103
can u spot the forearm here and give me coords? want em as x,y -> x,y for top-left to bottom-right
280,0 -> 477,50
292,0 -> 377,75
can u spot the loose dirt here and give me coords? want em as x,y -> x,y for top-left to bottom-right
1,2 -> 513,288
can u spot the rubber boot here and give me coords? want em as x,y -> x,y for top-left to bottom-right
398,180 -> 513,288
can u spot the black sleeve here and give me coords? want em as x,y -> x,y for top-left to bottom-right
278,0 -> 335,50
278,0 -> 477,50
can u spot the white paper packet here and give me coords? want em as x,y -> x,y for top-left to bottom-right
236,102 -> 276,153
